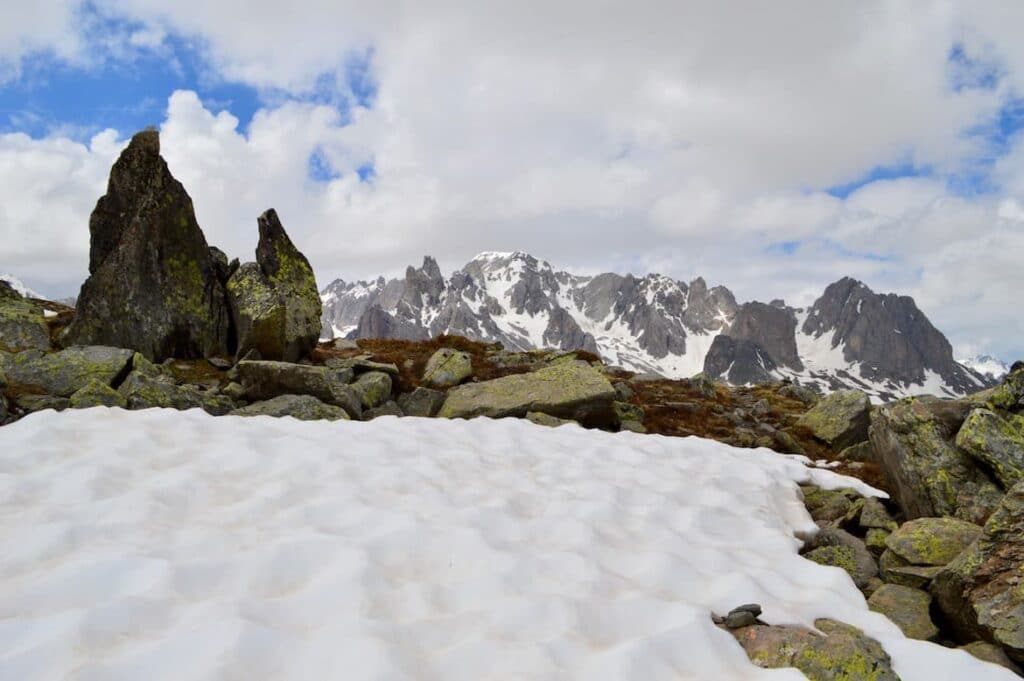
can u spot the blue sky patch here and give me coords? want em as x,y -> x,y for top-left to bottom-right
765,240 -> 800,256
824,161 -> 928,199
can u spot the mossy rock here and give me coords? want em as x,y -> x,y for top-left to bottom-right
869,395 -> 1002,522
959,641 -> 1022,673
231,394 -> 349,421
396,387 -> 446,418
119,371 -> 235,415
989,366 -> 1024,413
956,408 -> 1024,489
612,401 -> 645,426
729,618 -> 899,680
69,378 -> 127,409
798,389 -> 870,451
860,498 -> 898,532
0,346 -> 133,397
932,481 -> 1024,661
351,371 -> 393,409
13,394 -> 69,413
878,549 -> 942,588
0,283 -> 51,351
525,411 -> 575,428
867,584 -> 938,640
839,440 -> 875,462
438,362 -> 616,426
802,486 -> 859,524
865,529 -> 891,557
884,517 -> 982,566
422,348 -> 472,388
236,360 -> 361,418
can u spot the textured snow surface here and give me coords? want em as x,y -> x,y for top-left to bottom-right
0,410 -> 1013,680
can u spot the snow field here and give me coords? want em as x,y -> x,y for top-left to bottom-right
0,409 -> 1013,680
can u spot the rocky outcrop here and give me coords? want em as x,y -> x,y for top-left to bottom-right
932,481 -> 1024,662
798,389 -> 871,450
227,209 -> 320,362
438,362 -> 616,425
0,346 -> 133,397
0,281 -> 50,352
232,394 -> 350,421
64,130 -> 232,361
869,395 -> 1002,522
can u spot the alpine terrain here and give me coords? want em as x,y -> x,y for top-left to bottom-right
320,251 -> 996,400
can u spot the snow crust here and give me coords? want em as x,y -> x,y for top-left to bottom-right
0,409 -> 1011,680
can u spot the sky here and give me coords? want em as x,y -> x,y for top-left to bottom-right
0,2 -> 1022,362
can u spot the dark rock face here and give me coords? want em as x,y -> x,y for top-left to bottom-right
804,277 -> 981,393
543,306 -> 598,354
226,209 -> 321,362
702,335 -> 777,384
727,302 -> 803,371
64,130 -> 232,361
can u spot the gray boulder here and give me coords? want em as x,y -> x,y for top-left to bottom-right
69,378 -> 127,409
803,526 -> 878,589
231,394 -> 349,421
867,584 -> 939,641
422,347 -> 473,388
884,517 -> 982,566
438,363 -> 616,425
226,209 -> 321,362
870,395 -> 1002,522
351,371 -> 393,409
932,481 -> 1024,662
235,360 -> 361,418
397,387 -> 446,417
728,618 -> 898,681
64,129 -> 232,360
956,408 -> 1024,488
0,346 -> 133,397
797,389 -> 870,451
119,371 -> 235,415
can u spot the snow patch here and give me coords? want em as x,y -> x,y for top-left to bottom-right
0,409 -> 1011,680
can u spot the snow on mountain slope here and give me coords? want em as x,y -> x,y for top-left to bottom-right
0,408 -> 1012,680
320,253 -> 998,399
0,274 -> 43,299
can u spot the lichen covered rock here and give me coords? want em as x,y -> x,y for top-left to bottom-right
119,371 -> 234,415
884,517 -> 982,566
0,281 -> 50,351
396,387 -> 446,418
235,360 -> 361,418
231,394 -> 349,421
226,209 -> 321,362
351,370 -> 392,409
956,408 -> 1024,488
932,481 -> 1024,662
64,129 -> 232,361
869,395 -> 1002,522
422,347 -> 472,388
798,389 -> 871,450
729,618 -> 899,680
438,362 -> 616,425
867,584 -> 938,640
69,378 -> 127,409
0,346 -> 133,397
803,527 -> 878,589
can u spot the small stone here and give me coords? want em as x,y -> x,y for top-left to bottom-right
207,357 -> 232,370
397,387 -> 446,418
859,498 -> 898,531
725,610 -> 757,628
351,371 -> 393,409
526,411 -> 576,428
865,528 -> 890,557
620,420 -> 646,434
729,603 -> 762,617
363,401 -> 403,420
751,399 -> 770,419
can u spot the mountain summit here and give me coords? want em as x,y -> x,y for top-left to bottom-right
320,252 -> 995,400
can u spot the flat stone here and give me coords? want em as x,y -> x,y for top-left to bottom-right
231,394 -> 349,421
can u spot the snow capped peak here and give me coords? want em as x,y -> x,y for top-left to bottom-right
0,274 -> 43,299
958,354 -> 1010,380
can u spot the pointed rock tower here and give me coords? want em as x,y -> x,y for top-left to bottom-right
226,209 -> 321,362
65,129 -> 232,360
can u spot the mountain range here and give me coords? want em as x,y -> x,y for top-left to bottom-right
320,251 -> 999,400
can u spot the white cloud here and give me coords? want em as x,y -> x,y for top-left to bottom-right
1,1 -> 1024,360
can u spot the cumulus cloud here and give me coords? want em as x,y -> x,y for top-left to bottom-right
1,1 -> 1023,360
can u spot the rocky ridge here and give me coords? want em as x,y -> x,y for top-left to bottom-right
321,254 -> 995,401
